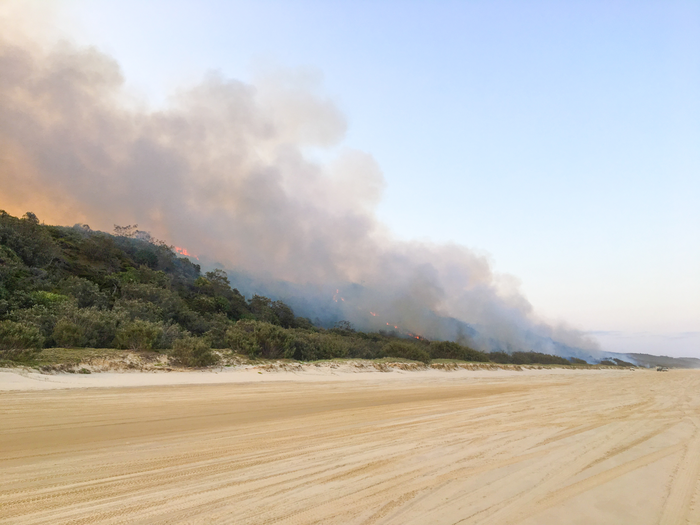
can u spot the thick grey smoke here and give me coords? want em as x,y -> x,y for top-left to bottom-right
0,33 -> 600,356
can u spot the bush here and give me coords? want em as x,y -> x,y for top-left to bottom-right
11,304 -> 61,341
114,298 -> 164,322
52,318 -> 86,347
569,357 -> 588,365
114,319 -> 162,351
510,352 -> 571,366
171,336 -> 218,367
158,322 -> 188,349
381,341 -> 431,364
58,276 -> 108,308
52,305 -> 127,348
488,351 -> 572,365
429,341 -> 489,362
203,313 -> 234,348
119,282 -> 183,320
0,320 -> 44,350
283,330 -> 350,361
487,351 -> 511,364
29,291 -> 70,308
0,320 -> 44,360
225,319 -> 291,358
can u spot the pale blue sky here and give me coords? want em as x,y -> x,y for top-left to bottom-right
37,1 -> 700,354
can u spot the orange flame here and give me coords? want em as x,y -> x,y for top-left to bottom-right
375,311 -> 423,339
174,246 -> 198,260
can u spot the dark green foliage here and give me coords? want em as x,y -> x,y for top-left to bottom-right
0,210 -> 584,368
171,336 -> 218,367
381,341 -> 431,364
58,276 -> 108,308
0,319 -> 44,350
599,359 -> 616,366
510,352 -> 571,365
52,318 -> 86,347
114,298 -> 164,322
569,357 -> 588,365
0,211 -> 59,268
225,319 -> 290,358
248,295 -> 282,325
158,322 -> 188,349
429,341 -> 489,362
12,305 -> 63,343
487,351 -> 512,364
203,313 -> 234,348
113,320 -> 162,351
283,330 -> 350,361
488,351 -> 572,366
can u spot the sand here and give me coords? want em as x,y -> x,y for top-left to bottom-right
1,367 -> 699,524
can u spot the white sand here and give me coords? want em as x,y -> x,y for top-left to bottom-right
2,366 -> 699,524
0,363 -> 611,391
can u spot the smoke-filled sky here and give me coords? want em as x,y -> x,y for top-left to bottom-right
1,0 -> 699,357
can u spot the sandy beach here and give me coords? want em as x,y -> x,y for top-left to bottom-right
2,366 -> 699,524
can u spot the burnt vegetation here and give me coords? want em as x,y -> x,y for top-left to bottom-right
0,210 -> 611,368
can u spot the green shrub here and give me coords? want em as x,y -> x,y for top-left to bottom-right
52,318 -> 86,347
488,351 -> 512,364
283,330 -> 350,361
114,298 -> 164,322
11,304 -> 61,341
120,282 -> 184,320
203,313 -> 234,348
114,320 -> 162,351
29,291 -> 70,308
53,305 -> 127,348
225,319 -> 291,358
488,351 -> 572,365
58,276 -> 108,308
171,336 -> 218,367
0,320 -> 44,360
510,351 -> 571,365
429,341 -> 489,362
157,322 -> 188,349
224,320 -> 258,356
0,320 -> 44,349
381,341 -> 431,364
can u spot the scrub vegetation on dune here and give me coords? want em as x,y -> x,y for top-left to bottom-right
0,210 -> 616,369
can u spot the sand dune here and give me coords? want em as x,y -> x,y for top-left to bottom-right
2,368 -> 699,524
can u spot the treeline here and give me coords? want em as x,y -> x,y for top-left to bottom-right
489,351 -> 580,366
0,210 -> 601,368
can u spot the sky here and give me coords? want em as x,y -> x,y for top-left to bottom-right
3,0 -> 699,356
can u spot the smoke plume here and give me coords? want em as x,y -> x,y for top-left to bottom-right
0,30 -> 600,356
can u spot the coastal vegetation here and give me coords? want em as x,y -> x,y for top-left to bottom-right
0,210 -> 618,369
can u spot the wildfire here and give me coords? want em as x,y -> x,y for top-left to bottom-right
174,246 -> 198,260
379,313 -> 423,339
332,289 -> 346,303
